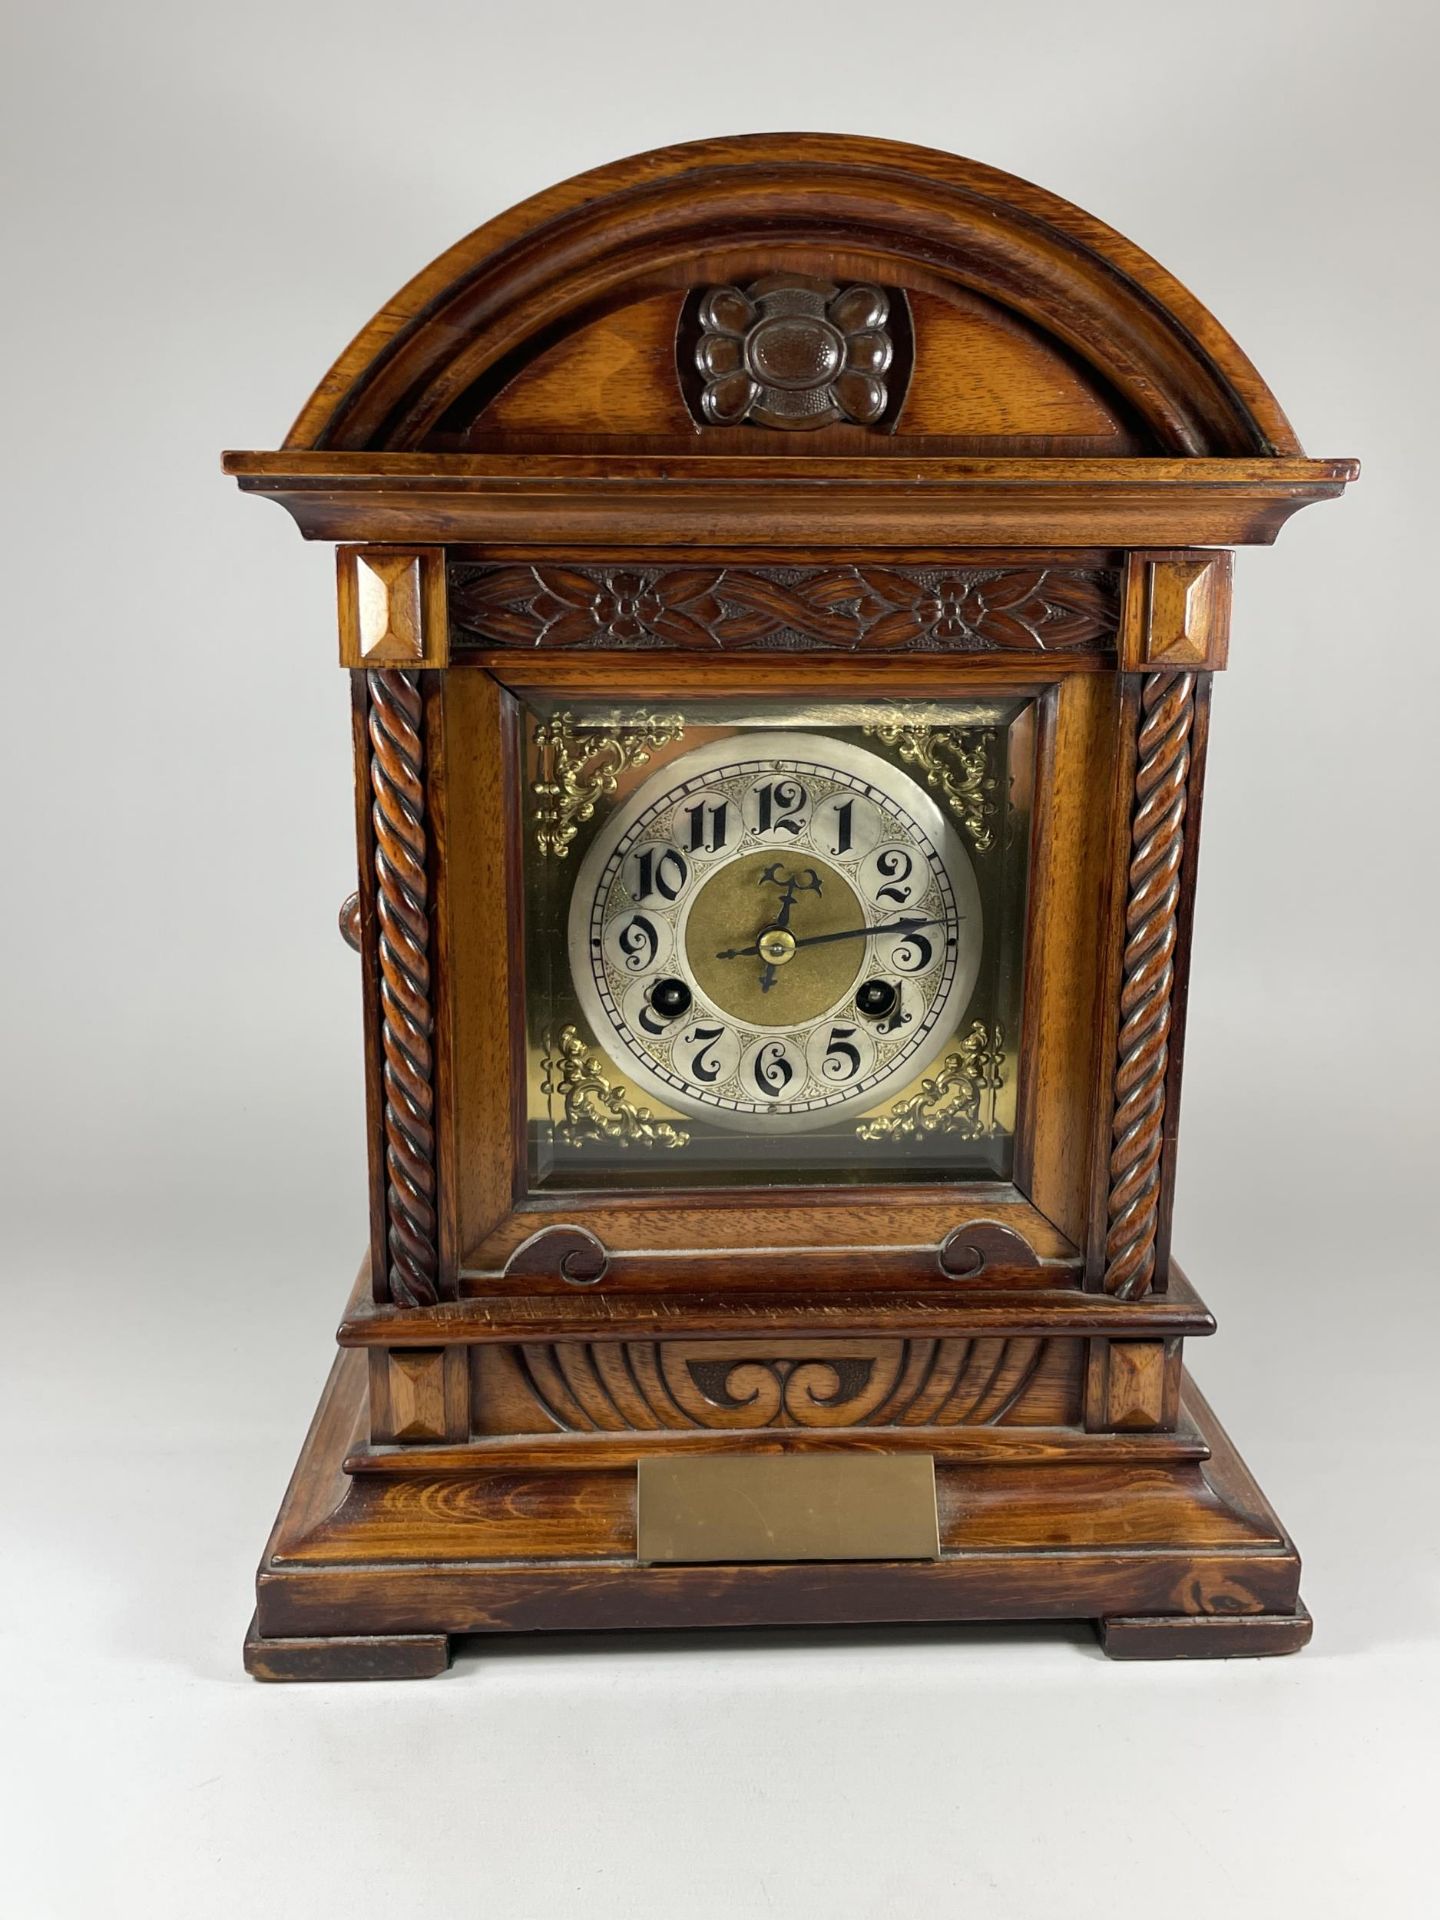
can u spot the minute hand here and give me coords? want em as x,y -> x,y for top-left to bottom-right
715,915 -> 948,961
787,914 -> 949,953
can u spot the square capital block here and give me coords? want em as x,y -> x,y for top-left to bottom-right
1094,1338 -> 1183,1431
369,1347 -> 466,1444
1121,551 -> 1232,672
337,547 -> 447,668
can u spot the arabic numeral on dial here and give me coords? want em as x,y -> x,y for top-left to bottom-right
754,1043 -> 795,1096
887,928 -> 934,974
602,910 -> 672,976
744,777 -> 811,839
621,917 -> 659,969
677,1022 -> 740,1086
861,844 -> 916,906
822,1028 -> 860,1079
680,798 -> 737,857
625,842 -> 690,903
812,793 -> 880,860
740,1037 -> 805,1101
806,1021 -> 877,1086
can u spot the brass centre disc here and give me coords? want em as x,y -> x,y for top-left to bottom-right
686,851 -> 865,1028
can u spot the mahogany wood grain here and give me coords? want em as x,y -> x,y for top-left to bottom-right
223,450 -> 1355,550
273,134 -> 1305,457
243,1618 -> 452,1682
1015,671 -> 1118,1241
436,670 -> 518,1256
348,1421 -> 1215,1475
1097,1605 -> 1312,1659
467,280 -> 1141,452
337,1268 -> 1218,1346
249,1347 -> 1306,1669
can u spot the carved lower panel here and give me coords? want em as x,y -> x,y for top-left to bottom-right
450,564 -> 1119,654
474,1336 -> 1081,1435
366,668 -> 439,1307
1103,670 -> 1196,1298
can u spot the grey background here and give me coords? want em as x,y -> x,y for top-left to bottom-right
4,1 -> 1436,1914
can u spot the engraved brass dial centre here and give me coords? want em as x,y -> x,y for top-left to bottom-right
686,850 -> 866,1027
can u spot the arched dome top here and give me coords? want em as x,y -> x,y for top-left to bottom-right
287,133 -> 1303,459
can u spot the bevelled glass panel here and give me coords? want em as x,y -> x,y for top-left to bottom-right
519,694 -> 1034,1191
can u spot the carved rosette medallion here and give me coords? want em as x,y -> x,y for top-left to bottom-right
1103,670 -> 1197,1298
690,277 -> 895,429
366,668 -> 439,1308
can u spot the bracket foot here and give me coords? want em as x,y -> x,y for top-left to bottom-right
1097,1600 -> 1312,1660
243,1614 -> 452,1682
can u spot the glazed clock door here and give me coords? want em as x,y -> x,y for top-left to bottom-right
521,696 -> 1035,1190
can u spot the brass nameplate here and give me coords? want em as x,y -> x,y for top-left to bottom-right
636,1454 -> 939,1565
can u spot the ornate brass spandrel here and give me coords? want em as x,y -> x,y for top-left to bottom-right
540,1024 -> 689,1151
862,715 -> 999,853
531,710 -> 684,857
856,1021 -> 1005,1140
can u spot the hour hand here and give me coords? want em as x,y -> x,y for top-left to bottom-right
714,937 -> 763,961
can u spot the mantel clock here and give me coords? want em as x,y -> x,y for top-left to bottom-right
227,136 -> 1356,1679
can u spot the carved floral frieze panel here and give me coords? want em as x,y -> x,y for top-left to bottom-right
449,564 -> 1119,654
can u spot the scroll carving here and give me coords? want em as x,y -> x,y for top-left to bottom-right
503,1223 -> 610,1285
1102,670 -> 1197,1298
509,1336 -> 1066,1432
450,565 -> 1119,655
937,1221 -> 1042,1278
367,668 -> 439,1308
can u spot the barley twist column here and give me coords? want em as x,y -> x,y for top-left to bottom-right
366,667 -> 439,1307
1103,669 -> 1196,1298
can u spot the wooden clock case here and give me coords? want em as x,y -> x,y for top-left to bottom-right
226,135 -> 1355,1680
